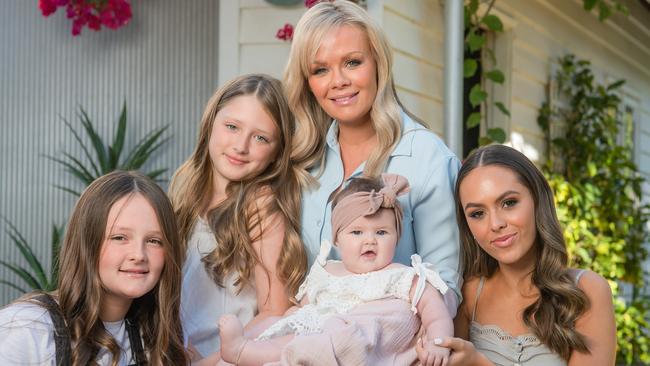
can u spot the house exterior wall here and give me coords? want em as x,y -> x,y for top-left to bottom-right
0,0 -> 220,305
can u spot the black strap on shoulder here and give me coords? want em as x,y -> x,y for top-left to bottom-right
34,293 -> 72,366
34,294 -> 147,365
125,317 -> 147,365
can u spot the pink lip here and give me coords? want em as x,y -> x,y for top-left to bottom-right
329,92 -> 359,105
361,250 -> 376,259
120,269 -> 149,276
225,154 -> 248,165
490,233 -> 517,247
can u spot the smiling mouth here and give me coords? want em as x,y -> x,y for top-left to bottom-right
225,154 -> 248,165
491,233 -> 517,247
330,92 -> 359,104
119,269 -> 149,276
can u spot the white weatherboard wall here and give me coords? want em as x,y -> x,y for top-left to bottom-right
380,0 -> 445,135
1,1 -> 220,305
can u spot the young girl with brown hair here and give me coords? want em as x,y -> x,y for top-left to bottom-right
0,170 -> 188,365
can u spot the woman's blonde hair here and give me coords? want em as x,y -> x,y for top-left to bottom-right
455,145 -> 590,360
50,170 -> 187,365
285,0 -> 411,183
169,74 -> 306,298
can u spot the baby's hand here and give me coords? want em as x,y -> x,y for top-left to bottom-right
417,337 -> 450,366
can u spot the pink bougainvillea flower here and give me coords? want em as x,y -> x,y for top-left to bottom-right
100,0 -> 132,29
38,0 -> 132,36
276,23 -> 294,41
39,0 -> 59,17
305,0 -> 320,8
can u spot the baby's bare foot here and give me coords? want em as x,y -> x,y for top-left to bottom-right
219,314 -> 246,364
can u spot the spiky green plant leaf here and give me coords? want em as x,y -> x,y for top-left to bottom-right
48,104 -> 171,195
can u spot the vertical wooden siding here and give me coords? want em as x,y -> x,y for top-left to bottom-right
0,0 -> 220,305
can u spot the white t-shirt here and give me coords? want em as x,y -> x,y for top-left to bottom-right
0,301 -> 135,365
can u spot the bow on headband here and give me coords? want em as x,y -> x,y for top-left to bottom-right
331,173 -> 410,244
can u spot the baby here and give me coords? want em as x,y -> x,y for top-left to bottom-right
219,174 -> 453,365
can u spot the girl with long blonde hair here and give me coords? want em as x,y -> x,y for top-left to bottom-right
285,0 -> 462,316
169,74 -> 306,362
0,170 -> 188,365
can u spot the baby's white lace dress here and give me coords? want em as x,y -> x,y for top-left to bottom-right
256,240 -> 448,340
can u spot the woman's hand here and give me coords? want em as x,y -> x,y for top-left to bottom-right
416,337 -> 493,366
416,337 -> 450,366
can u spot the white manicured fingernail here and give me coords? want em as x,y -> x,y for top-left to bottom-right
434,338 -> 442,345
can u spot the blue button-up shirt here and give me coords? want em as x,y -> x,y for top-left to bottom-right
300,111 -> 462,312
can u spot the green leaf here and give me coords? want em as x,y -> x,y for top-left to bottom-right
482,14 -> 503,32
3,219 -> 48,288
607,79 -> 625,91
478,136 -> 493,146
122,127 -> 169,170
487,127 -> 506,143
587,162 -> 598,177
469,85 -> 487,107
598,1 -> 612,21
61,117 -> 101,177
109,102 -> 128,169
494,102 -> 511,117
485,69 -> 505,84
0,261 -> 42,290
466,112 -> 481,128
467,31 -> 485,52
49,224 -> 63,291
78,108 -> 109,173
45,156 -> 94,186
0,280 -> 27,293
146,168 -> 168,182
583,0 -> 597,11
464,59 -> 478,78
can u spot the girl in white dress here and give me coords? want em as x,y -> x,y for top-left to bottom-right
219,174 -> 453,366
169,74 -> 307,363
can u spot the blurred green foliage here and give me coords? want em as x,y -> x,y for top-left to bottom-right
538,54 -> 650,365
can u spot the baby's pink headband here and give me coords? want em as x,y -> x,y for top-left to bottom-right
331,174 -> 410,243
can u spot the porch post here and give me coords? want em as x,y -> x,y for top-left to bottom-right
443,0 -> 464,158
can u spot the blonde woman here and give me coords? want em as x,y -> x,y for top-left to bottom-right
169,74 -> 307,362
286,0 -> 462,315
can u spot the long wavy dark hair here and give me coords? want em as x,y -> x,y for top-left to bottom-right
455,144 -> 590,360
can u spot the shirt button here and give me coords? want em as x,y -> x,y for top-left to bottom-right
316,220 -> 322,226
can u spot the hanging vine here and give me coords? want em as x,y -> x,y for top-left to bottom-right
463,0 -> 508,147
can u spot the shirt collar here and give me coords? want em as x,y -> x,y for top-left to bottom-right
325,109 -> 419,157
